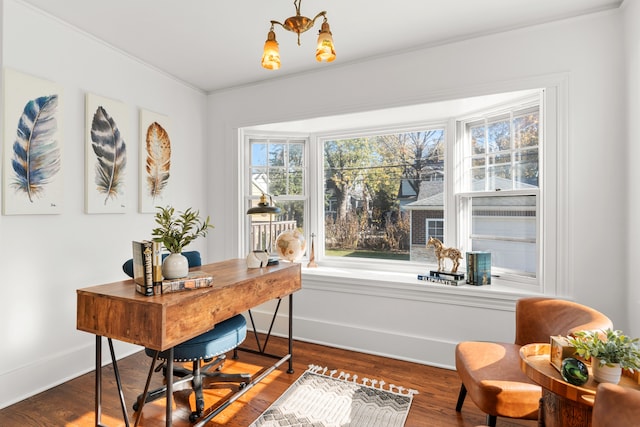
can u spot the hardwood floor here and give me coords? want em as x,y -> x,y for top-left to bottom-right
0,335 -> 537,427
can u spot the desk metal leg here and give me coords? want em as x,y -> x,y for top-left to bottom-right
166,347 -> 174,427
95,336 -> 103,427
107,338 -> 130,427
94,336 -> 132,427
288,293 -> 294,374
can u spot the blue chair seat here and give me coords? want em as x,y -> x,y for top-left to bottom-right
147,314 -> 247,362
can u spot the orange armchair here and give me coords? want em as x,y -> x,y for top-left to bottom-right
592,383 -> 640,427
455,297 -> 613,426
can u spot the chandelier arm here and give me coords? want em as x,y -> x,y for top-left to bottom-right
270,20 -> 286,30
311,11 -> 327,26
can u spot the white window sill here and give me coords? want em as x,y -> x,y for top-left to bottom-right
300,264 -> 543,311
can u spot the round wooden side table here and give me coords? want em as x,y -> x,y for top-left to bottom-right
519,343 -> 640,427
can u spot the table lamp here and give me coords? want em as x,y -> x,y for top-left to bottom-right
247,193 -> 281,266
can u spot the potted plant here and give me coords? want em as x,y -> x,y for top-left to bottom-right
567,329 -> 640,384
151,206 -> 214,279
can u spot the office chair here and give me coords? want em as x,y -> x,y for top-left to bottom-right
122,250 -> 250,422
455,297 -> 612,427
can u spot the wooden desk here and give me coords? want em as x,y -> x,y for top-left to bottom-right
520,343 -> 640,427
77,259 -> 301,427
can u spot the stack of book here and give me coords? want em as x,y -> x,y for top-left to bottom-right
466,251 -> 491,285
417,270 -> 466,286
131,241 -> 213,296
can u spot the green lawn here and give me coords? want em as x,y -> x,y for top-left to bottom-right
325,249 -> 410,261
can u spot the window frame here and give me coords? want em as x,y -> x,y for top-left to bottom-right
239,78 -> 566,297
454,94 -> 543,291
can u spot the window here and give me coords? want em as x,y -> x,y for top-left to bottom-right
457,99 -> 541,283
246,137 -> 307,252
322,128 -> 445,262
427,219 -> 444,241
242,85 -> 560,293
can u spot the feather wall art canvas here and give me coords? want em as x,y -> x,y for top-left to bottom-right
139,109 -> 172,213
2,68 -> 63,215
85,93 -> 128,213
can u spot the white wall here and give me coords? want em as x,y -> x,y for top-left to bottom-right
624,0 -> 640,339
0,0 -> 208,408
208,8 -> 629,367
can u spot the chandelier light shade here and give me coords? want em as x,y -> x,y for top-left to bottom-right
262,0 -> 335,69
315,21 -> 336,63
261,30 -> 281,70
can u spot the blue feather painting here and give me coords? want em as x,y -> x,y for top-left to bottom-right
11,95 -> 61,202
2,69 -> 63,215
90,106 -> 127,205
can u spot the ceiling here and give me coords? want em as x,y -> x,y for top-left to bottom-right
19,0 -> 623,93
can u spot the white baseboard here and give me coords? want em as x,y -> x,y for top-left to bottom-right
246,308 -> 457,370
0,338 -> 141,410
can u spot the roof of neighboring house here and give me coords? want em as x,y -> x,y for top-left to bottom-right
402,177 -> 537,211
403,191 -> 444,210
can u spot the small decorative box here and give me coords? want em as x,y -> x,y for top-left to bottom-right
550,335 -> 575,372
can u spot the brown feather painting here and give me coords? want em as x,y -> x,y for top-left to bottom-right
145,122 -> 171,198
139,109 -> 172,212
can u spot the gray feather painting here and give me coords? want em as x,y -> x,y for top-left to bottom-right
2,69 -> 63,215
85,93 -> 128,213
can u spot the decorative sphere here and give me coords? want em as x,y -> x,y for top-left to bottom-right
275,229 -> 306,262
561,357 -> 589,386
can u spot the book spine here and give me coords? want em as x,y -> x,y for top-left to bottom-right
466,252 -> 475,285
418,274 -> 465,286
142,241 -> 153,296
151,240 -> 163,294
161,275 -> 214,294
429,270 -> 465,281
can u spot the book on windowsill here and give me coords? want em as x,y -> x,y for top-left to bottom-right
466,251 -> 491,286
429,270 -> 465,281
160,271 -> 214,294
417,274 -> 466,287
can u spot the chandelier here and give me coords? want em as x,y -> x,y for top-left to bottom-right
261,0 -> 336,70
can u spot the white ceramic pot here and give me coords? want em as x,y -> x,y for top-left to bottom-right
162,252 -> 188,279
591,358 -> 622,384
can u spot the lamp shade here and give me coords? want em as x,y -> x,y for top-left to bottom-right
262,30 -> 281,70
247,193 -> 282,215
247,204 -> 281,215
316,21 -> 336,63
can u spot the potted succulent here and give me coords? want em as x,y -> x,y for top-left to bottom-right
151,206 -> 214,279
567,329 -> 640,384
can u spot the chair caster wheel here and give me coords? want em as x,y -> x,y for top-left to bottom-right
239,382 -> 247,390
189,412 -> 201,423
133,402 -> 139,411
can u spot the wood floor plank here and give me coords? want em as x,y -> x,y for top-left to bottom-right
0,335 -> 537,427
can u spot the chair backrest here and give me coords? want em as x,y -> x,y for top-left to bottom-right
122,250 -> 202,278
592,383 -> 640,427
514,297 -> 613,346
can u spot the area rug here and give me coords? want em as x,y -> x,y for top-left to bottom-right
249,364 -> 418,427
